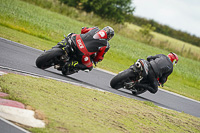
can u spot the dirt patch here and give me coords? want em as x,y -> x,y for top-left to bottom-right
57,127 -> 69,133
26,105 -> 48,124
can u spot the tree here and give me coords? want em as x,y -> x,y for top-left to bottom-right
59,0 -> 135,23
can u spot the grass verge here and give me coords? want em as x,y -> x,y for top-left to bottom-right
0,73 -> 200,133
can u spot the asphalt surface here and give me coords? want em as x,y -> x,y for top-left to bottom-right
0,117 -> 29,133
0,37 -> 200,119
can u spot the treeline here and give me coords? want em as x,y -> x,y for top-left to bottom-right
125,15 -> 200,47
59,0 -> 134,23
60,0 -> 200,47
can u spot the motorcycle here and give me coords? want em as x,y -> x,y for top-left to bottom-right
36,36 -> 92,75
110,59 -> 151,95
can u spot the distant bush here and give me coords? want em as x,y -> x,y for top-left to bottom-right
139,24 -> 156,44
125,15 -> 200,47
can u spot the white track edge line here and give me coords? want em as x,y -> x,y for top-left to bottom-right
1,37 -> 199,104
0,66 -> 137,103
0,66 -> 186,113
95,68 -> 200,104
0,65 -> 106,93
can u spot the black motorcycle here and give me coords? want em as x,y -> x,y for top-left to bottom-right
110,59 -> 151,95
36,36 -> 91,75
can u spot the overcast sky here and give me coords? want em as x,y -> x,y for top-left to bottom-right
132,0 -> 200,37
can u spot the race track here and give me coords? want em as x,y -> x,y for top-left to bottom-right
0,37 -> 200,118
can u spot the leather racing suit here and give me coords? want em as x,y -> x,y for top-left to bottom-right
135,54 -> 173,94
58,27 -> 110,71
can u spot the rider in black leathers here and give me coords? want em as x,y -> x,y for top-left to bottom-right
135,53 -> 179,94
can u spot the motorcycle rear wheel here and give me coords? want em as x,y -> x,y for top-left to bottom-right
36,48 -> 64,69
110,68 -> 135,89
131,87 -> 147,95
110,68 -> 147,95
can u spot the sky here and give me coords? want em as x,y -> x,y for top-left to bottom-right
132,0 -> 200,37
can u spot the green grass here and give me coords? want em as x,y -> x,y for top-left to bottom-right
0,73 -> 200,133
0,25 -> 55,50
0,0 -> 199,101
0,0 -> 89,42
20,0 -> 200,61
8,0 -> 200,61
126,23 -> 200,60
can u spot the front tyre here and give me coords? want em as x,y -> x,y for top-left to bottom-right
110,68 -> 135,89
36,48 -> 64,69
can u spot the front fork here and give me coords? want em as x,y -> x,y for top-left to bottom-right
54,52 -> 69,70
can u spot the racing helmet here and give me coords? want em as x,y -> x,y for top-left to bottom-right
168,52 -> 179,65
102,26 -> 114,41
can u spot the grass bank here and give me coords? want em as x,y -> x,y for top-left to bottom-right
125,23 -> 200,61
20,0 -> 200,61
0,73 -> 199,133
0,0 -> 200,101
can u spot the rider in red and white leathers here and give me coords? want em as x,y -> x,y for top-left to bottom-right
58,26 -> 114,74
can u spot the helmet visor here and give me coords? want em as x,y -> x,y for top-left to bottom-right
172,59 -> 177,65
107,34 -> 113,41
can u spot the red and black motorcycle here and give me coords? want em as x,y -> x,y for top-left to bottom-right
110,59 -> 151,95
35,36 -> 93,75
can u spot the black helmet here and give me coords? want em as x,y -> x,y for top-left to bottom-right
102,26 -> 114,41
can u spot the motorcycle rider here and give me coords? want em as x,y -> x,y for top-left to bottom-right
135,52 -> 179,94
57,26 -> 114,75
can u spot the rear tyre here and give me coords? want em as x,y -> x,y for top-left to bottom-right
131,79 -> 148,95
132,88 -> 147,95
110,68 -> 135,89
62,67 -> 77,76
36,48 -> 64,69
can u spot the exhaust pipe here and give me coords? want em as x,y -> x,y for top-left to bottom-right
135,62 -> 141,68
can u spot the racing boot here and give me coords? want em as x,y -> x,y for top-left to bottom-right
62,61 -> 79,75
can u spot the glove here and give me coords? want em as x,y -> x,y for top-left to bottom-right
65,61 -> 78,69
71,61 -> 78,68
57,39 -> 67,47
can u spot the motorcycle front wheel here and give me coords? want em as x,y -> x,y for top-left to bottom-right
36,48 -> 65,69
